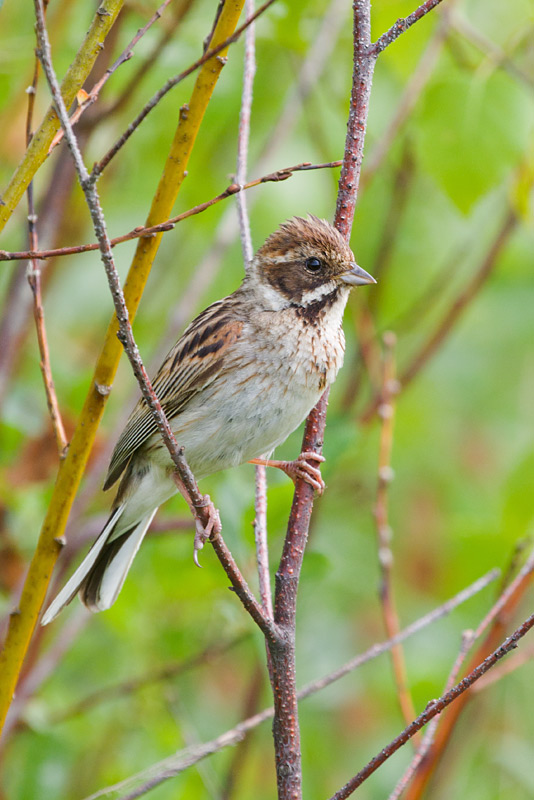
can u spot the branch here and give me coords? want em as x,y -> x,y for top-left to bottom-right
369,0 -> 446,57
48,0 -> 174,154
0,0 -> 249,736
0,0 -> 123,234
387,629 -> 475,800
373,333 -> 417,736
0,161 -> 342,262
265,0 -> 449,795
91,0 -> 277,178
79,568 -> 498,800
328,610 -> 534,799
404,544 -> 534,799
23,9 -> 68,457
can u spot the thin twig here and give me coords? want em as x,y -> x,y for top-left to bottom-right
51,634 -> 248,724
0,161 -> 342,263
91,0 -> 278,179
48,0 -> 174,153
235,0 -> 256,267
359,207 -> 518,425
34,0 -> 276,648
387,629 -> 475,800
23,4 -> 68,457
373,333 -> 417,737
404,546 -> 534,800
328,610 -> 534,799
234,0 -> 273,626
102,0 -> 196,119
79,568 -> 498,800
26,266 -> 68,455
369,0 -> 446,57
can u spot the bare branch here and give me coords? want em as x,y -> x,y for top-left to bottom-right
369,0 -> 446,57
328,610 -> 534,799
91,0 -> 278,179
0,161 -> 342,263
373,333 -> 417,736
23,7 -> 68,457
48,0 -> 175,153
387,629 -> 475,800
79,568 -> 498,800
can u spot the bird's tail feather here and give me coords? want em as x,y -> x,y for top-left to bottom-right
41,505 -> 156,625
80,509 -> 157,612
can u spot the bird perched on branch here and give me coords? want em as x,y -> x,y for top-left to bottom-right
42,215 -> 375,624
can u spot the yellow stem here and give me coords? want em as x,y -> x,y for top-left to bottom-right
0,0 -> 124,234
0,0 -> 246,733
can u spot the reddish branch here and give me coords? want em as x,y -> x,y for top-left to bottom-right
49,0 -> 174,153
25,0 -> 67,457
404,546 -> 534,799
0,161 -> 342,263
267,0 -> 448,796
90,0 -> 278,178
359,208 -> 518,425
328,609 -> 534,799
369,0 -> 446,57
373,333 -> 418,737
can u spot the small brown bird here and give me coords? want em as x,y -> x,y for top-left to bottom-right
42,216 -> 375,624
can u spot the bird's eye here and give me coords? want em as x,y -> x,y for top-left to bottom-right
305,257 -> 323,273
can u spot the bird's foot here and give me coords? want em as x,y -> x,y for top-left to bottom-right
192,495 -> 221,567
249,451 -> 326,494
172,473 -> 221,567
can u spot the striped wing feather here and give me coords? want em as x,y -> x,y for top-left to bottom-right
104,299 -> 243,490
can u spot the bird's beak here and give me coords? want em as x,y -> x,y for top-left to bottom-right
340,262 -> 377,286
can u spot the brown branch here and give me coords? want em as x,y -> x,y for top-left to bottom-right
24,0 -> 67,457
403,544 -> 534,799
0,161 -> 342,263
102,0 -> 196,119
51,634 -> 248,724
328,609 -> 534,799
387,629 -> 475,800
369,0 -> 446,57
79,568 -> 498,800
26,267 -> 68,455
48,0 -> 174,154
359,207 -> 518,425
91,0 -> 278,178
373,332 -> 417,738
35,0 -> 278,652
264,0 -> 449,795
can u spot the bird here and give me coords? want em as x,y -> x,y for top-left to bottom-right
41,215 -> 375,625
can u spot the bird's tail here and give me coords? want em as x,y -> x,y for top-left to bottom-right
41,505 -> 157,625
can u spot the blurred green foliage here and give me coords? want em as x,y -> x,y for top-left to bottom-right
1,0 -> 534,798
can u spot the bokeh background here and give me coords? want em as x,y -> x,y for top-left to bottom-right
1,0 -> 534,797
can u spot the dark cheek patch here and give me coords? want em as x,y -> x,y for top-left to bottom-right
266,260 -> 323,301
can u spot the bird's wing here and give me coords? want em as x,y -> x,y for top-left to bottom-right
104,299 -> 244,490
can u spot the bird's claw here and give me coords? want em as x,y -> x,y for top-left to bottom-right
193,495 -> 221,567
250,451 -> 326,494
282,451 -> 326,494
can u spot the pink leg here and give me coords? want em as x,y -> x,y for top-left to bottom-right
249,451 -> 326,494
173,474 -> 221,567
